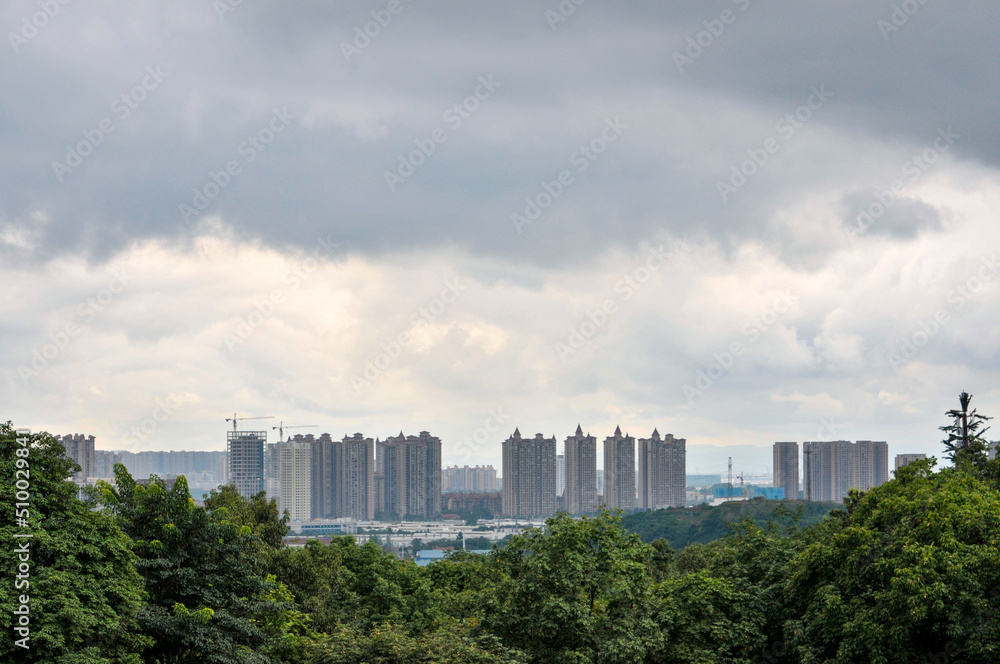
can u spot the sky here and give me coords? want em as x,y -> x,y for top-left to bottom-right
2,0 -> 999,476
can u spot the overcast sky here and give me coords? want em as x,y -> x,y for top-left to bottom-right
3,0 -> 999,475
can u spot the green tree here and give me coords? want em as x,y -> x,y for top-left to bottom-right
783,459 -> 1000,663
621,499 -> 836,549
481,510 -> 655,664
98,465 -> 286,664
0,423 -> 149,664
940,391 -> 993,470
204,484 -> 289,549
648,538 -> 675,582
647,519 -> 803,664
251,575 -> 314,664
309,619 -> 526,664
270,537 -> 438,637
648,570 -> 757,664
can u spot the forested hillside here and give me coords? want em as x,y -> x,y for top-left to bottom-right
622,499 -> 839,548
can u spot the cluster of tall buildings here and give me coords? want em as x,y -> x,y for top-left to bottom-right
229,430 -> 443,522
773,440 -> 891,501
59,425 -> 963,522
501,426 -> 687,518
54,434 -> 226,487
303,433 -> 376,522
376,431 -> 442,520
105,449 -> 227,486
442,464 -> 498,492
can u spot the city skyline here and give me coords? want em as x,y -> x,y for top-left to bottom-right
52,425 -> 922,515
52,422 -> 936,482
32,413 -> 963,477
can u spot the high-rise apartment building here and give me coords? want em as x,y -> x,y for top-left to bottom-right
989,442 -> 998,460
442,465 -> 498,493
55,433 -> 95,482
638,430 -> 686,510
377,431 -> 442,519
310,434 -> 336,519
894,453 -> 927,473
564,425 -> 598,514
501,429 -> 556,518
227,430 -> 266,498
803,440 -> 888,501
803,440 -> 852,502
276,439 -> 312,521
854,440 -> 889,491
339,433 -> 376,521
604,426 -> 636,511
772,442 -> 799,500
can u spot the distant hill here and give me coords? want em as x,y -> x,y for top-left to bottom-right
621,499 -> 840,549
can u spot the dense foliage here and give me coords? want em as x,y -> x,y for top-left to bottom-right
0,423 -> 148,664
4,393 -> 1000,662
621,499 -> 838,549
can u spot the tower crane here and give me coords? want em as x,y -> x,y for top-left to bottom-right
225,413 -> 275,432
272,422 -> 318,441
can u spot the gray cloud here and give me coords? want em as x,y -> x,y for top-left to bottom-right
839,190 -> 943,239
2,0 -> 998,265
